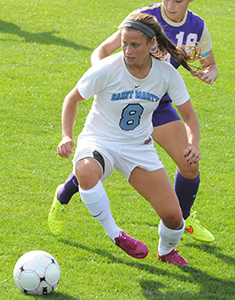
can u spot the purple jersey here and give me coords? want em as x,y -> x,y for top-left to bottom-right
134,3 -> 212,104
137,3 -> 205,68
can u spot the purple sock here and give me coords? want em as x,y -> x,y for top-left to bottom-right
57,172 -> 79,204
174,169 -> 200,220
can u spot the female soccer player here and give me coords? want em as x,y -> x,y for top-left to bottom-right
49,0 -> 218,243
54,13 -> 201,265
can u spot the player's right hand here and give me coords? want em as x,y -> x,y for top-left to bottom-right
57,136 -> 75,158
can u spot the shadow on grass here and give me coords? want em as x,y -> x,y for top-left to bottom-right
140,265 -> 235,300
186,243 -> 235,266
61,239 -> 235,300
60,238 -> 170,276
0,20 -> 92,51
140,243 -> 235,300
22,291 -> 80,300
28,293 -> 80,300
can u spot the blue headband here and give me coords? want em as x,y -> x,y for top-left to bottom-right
121,20 -> 155,39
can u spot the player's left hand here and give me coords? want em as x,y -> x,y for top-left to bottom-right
192,70 -> 214,84
183,145 -> 201,165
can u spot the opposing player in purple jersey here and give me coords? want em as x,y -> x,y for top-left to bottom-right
48,0 -> 218,242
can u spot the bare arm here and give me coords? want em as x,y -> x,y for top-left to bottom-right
193,49 -> 218,84
91,31 -> 121,65
176,99 -> 201,163
57,87 -> 85,158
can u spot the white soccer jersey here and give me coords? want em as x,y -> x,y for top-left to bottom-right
77,52 -> 189,144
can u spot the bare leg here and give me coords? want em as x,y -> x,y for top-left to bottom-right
129,166 -> 185,257
129,166 -> 183,229
152,120 -> 199,219
152,120 -> 199,179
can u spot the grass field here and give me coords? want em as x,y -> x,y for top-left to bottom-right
0,0 -> 235,299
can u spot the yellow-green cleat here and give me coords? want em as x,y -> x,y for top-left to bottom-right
48,185 -> 68,235
185,212 -> 215,243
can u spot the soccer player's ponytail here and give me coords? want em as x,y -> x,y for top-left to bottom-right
124,13 -> 200,74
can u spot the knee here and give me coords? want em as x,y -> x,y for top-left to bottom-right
75,159 -> 101,189
76,163 -> 89,185
178,162 -> 199,179
161,211 -> 183,230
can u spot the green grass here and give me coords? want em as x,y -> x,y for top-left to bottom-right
0,0 -> 235,299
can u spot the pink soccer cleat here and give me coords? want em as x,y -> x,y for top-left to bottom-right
158,249 -> 188,266
114,230 -> 148,259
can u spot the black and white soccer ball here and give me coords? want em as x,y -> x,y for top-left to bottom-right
13,250 -> 60,295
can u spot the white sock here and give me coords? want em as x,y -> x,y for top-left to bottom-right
158,219 -> 185,256
79,181 -> 120,241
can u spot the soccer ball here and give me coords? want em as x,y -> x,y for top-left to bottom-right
13,250 -> 60,295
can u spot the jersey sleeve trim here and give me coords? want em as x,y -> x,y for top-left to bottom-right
197,22 -> 213,55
